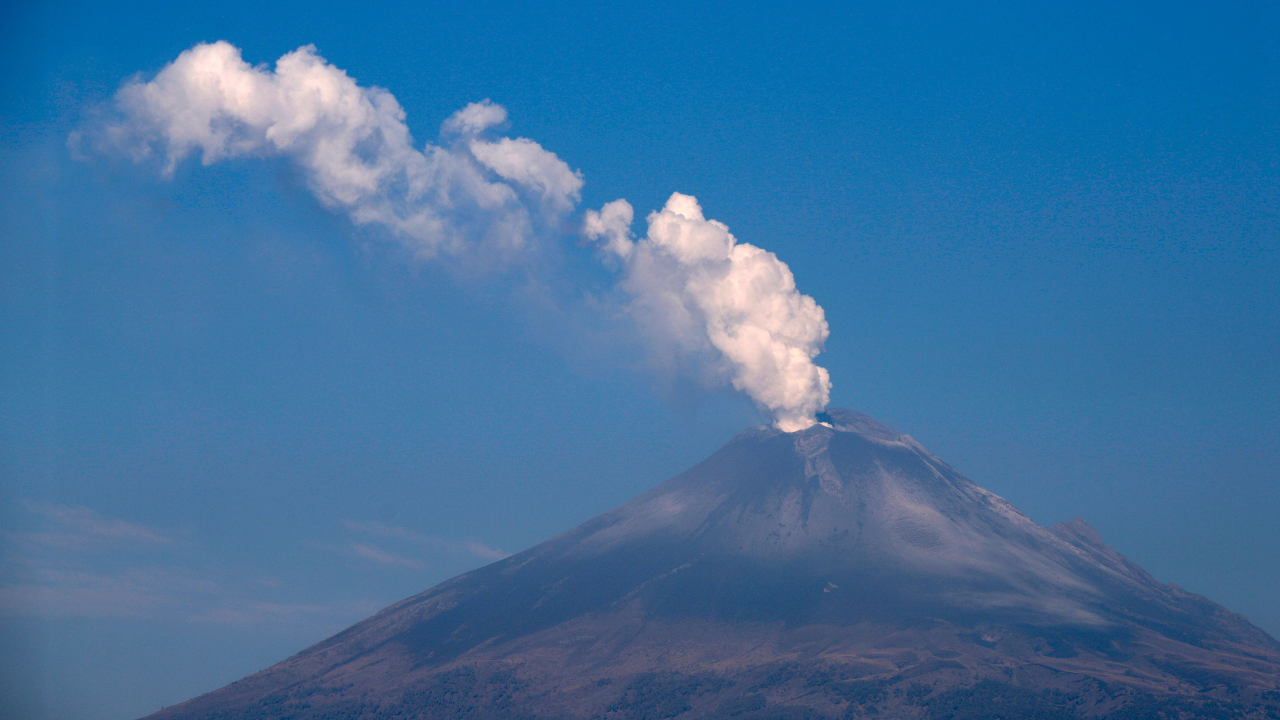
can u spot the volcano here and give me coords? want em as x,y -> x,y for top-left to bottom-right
148,409 -> 1280,719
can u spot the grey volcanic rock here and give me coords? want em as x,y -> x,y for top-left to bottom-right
148,410 -> 1280,720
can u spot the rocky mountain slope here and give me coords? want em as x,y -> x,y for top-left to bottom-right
147,409 -> 1280,719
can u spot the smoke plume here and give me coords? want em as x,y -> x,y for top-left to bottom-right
83,41 -> 580,260
585,195 -> 831,432
84,41 -> 832,431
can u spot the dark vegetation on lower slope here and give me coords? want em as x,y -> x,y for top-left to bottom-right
176,664 -> 1280,720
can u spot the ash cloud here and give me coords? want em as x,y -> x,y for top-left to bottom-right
81,41 -> 832,431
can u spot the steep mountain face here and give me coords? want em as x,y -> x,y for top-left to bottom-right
148,410 -> 1280,720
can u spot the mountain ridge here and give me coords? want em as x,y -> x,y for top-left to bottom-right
145,409 -> 1280,720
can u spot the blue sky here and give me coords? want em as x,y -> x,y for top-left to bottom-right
2,1 -> 1278,719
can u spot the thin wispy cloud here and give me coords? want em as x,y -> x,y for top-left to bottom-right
0,566 -> 217,618
349,543 -> 427,570
0,502 -> 379,627
0,502 -> 509,622
462,541 -> 511,561
8,501 -> 177,552
341,519 -> 511,568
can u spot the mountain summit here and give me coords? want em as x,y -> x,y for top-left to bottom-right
148,410 -> 1280,719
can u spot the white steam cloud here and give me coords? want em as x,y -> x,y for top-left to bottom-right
585,195 -> 831,432
83,41 -> 832,431
84,41 -> 581,259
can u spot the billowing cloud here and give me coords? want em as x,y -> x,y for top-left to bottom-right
441,99 -> 508,135
469,137 -> 583,212
586,194 -> 831,431
82,41 -> 833,431
583,199 -> 636,263
83,41 -> 581,260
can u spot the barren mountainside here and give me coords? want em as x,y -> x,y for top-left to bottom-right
148,409 -> 1280,720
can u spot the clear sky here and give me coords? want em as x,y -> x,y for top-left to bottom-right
1,1 -> 1277,719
